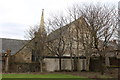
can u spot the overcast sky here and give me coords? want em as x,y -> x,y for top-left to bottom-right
0,0 -> 119,40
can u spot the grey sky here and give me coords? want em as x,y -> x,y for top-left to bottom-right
0,0 -> 119,40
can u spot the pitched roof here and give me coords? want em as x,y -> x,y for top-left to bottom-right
0,38 -> 27,55
10,16 -> 90,55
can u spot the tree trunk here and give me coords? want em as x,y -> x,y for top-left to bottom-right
100,55 -> 104,75
86,57 -> 90,71
5,56 -> 9,72
70,45 -> 73,71
59,57 -> 62,71
70,55 -> 73,72
39,59 -> 43,72
74,56 -> 77,71
105,57 -> 110,67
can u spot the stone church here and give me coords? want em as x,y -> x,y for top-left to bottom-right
1,9 -> 119,73
8,9 -> 91,72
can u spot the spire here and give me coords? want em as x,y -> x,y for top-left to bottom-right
39,9 -> 46,34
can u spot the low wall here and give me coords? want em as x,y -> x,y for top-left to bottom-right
44,58 -> 73,72
8,56 -> 89,72
9,62 -> 40,73
44,57 -> 88,72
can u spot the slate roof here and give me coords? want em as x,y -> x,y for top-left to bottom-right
0,38 -> 27,55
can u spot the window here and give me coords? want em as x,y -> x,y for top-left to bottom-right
32,50 -> 37,62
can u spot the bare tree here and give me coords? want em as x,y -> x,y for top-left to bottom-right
46,15 -> 69,71
24,25 -> 39,40
67,3 -> 117,73
67,5 -> 93,71
67,26 -> 74,71
79,4 -> 117,74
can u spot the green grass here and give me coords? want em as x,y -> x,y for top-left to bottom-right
1,74 -> 95,80
2,74 -> 84,78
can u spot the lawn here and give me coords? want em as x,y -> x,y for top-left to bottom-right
2,74 -> 82,78
2,74 -> 94,80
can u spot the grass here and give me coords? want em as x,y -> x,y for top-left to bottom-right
2,74 -> 82,78
1,74 -> 94,80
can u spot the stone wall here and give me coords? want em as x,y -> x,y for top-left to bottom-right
11,41 -> 32,63
44,58 -> 87,72
9,62 -> 40,73
61,59 -> 72,70
77,59 -> 87,71
8,56 -> 89,72
44,58 -> 73,72
44,58 -> 59,72
11,46 -> 32,63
